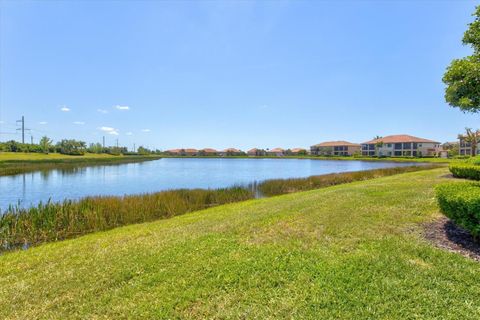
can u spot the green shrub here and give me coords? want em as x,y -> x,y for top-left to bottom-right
436,182 -> 480,241
449,163 -> 480,180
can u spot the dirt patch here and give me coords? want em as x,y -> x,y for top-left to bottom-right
424,217 -> 480,261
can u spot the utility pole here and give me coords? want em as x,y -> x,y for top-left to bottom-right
16,116 -> 30,144
30,135 -> 33,144
102,136 -> 105,148
133,143 -> 136,152
116,138 -> 119,148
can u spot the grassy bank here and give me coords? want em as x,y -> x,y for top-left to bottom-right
0,152 -> 162,176
1,168 -> 479,319
0,165 -> 440,251
257,164 -> 443,196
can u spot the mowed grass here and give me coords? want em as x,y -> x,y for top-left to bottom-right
0,168 -> 479,319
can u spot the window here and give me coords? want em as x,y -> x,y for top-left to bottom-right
386,144 -> 392,148
412,143 -> 417,149
394,151 -> 402,156
394,143 -> 402,150
403,143 -> 411,149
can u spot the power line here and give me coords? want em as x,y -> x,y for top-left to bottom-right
16,116 -> 30,144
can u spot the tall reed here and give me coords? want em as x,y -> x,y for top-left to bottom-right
0,187 -> 253,251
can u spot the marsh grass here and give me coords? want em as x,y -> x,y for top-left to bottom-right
0,187 -> 253,251
256,164 -> 443,196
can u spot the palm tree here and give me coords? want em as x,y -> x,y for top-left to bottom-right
459,128 -> 480,156
39,136 -> 52,154
373,136 -> 383,157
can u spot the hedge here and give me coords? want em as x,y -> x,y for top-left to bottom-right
467,156 -> 480,166
436,182 -> 480,241
449,163 -> 480,181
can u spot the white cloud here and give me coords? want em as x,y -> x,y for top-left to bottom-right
114,105 -> 130,111
141,129 -> 151,132
60,106 -> 70,112
97,108 -> 108,114
259,104 -> 269,110
99,126 -> 119,136
0,120 -> 4,124
73,121 -> 85,125
126,132 -> 133,136
38,121 -> 47,125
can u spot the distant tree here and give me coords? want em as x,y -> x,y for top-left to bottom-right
374,136 -> 384,157
39,136 -> 52,154
443,6 -> 480,112
88,143 -> 103,154
459,128 -> 480,156
56,139 -> 86,155
137,146 -> 151,155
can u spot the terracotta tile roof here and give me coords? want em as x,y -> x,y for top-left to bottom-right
201,148 -> 217,153
184,148 -> 198,153
222,148 -> 241,153
362,135 -> 440,144
166,149 -> 181,153
269,148 -> 285,153
290,148 -> 306,153
312,141 -> 360,147
247,148 -> 259,153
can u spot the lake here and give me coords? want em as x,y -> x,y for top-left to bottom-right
0,158 -> 419,210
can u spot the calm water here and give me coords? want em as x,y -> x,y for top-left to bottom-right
0,158 -> 419,210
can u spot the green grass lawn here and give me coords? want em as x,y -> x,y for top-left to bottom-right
0,168 -> 479,319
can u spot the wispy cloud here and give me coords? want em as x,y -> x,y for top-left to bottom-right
259,104 -> 269,110
73,121 -> 85,125
99,126 -> 119,135
114,105 -> 130,111
141,129 -> 151,132
60,106 -> 70,112
38,121 -> 47,125
97,108 -> 108,114
0,120 -> 4,124
126,132 -> 133,136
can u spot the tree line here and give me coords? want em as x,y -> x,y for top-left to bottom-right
0,137 -> 156,156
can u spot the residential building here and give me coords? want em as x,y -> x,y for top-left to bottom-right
288,148 -> 307,155
361,135 -> 441,157
183,148 -> 198,156
268,148 -> 285,156
165,149 -> 181,155
459,135 -> 480,156
247,148 -> 266,156
310,141 -> 360,156
200,148 -> 218,156
219,148 -> 244,156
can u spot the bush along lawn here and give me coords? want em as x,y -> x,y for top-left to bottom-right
449,163 -> 480,180
436,182 -> 480,241
436,158 -> 480,241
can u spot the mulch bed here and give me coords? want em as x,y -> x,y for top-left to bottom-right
424,217 -> 480,262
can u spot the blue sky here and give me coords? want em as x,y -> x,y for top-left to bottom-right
0,0 -> 478,150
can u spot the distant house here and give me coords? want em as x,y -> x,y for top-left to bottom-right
361,135 -> 441,157
183,148 -> 198,156
247,148 -> 266,156
459,135 -> 480,156
165,149 -> 182,156
286,148 -> 307,156
268,148 -> 285,156
200,148 -> 218,156
219,148 -> 244,156
310,141 -> 360,156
